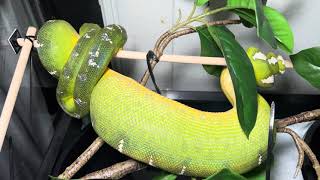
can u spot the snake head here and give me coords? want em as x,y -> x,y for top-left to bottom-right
247,47 -> 286,88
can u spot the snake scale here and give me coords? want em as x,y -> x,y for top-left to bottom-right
36,20 -> 285,177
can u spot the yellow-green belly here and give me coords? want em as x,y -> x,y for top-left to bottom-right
90,68 -> 270,177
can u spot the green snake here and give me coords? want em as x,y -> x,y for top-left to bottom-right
36,20 -> 285,177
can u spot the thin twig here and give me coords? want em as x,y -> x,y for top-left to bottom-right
140,19 -> 241,85
58,137 -> 105,179
277,128 -> 304,177
276,109 -> 320,129
79,160 -> 146,179
278,127 -> 320,179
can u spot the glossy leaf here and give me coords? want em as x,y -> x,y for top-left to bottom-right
227,0 -> 277,49
195,0 -> 209,6
233,6 -> 294,53
254,0 -> 277,48
197,26 -> 224,77
204,169 -> 247,180
290,47 -> 320,89
152,172 -> 177,180
264,7 -> 294,53
240,15 -> 255,28
208,26 -> 258,137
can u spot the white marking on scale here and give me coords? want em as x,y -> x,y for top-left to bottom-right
84,34 -> 91,39
277,55 -> 284,63
49,71 -> 57,75
116,25 -> 123,33
78,73 -> 87,81
268,57 -> 278,65
179,166 -> 186,175
253,52 -> 267,60
73,52 -> 79,57
75,98 -> 86,106
73,113 -> 80,119
33,40 -> 43,48
88,58 -> 98,67
101,33 -> 111,41
258,154 -> 263,165
95,49 -> 100,57
118,139 -> 124,152
106,26 -> 113,30
261,75 -> 274,84
148,156 -> 154,166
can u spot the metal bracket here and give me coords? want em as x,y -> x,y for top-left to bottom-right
266,102 -> 276,180
7,29 -> 22,54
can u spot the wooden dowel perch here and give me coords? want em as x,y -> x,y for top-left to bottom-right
0,27 -> 37,151
115,50 -> 294,68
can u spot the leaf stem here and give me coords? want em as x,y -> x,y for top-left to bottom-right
175,9 -> 182,25
170,6 -> 237,33
187,2 -> 197,21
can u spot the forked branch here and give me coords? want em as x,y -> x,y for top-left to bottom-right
278,127 -> 320,179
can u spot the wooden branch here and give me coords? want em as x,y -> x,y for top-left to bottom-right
276,109 -> 320,129
0,27 -> 37,151
278,127 -> 320,179
115,50 -> 293,68
278,127 -> 304,177
58,137 -> 105,179
79,160 -> 146,179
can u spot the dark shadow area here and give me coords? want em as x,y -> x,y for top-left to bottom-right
40,0 -> 103,31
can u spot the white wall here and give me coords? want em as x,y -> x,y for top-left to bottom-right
99,0 -> 320,95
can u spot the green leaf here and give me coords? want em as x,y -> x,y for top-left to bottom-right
152,172 -> 177,180
240,16 -> 255,28
254,0 -> 277,48
243,164 -> 266,180
234,9 -> 256,25
204,169 -> 247,180
263,7 -> 294,53
208,26 -> 258,137
290,47 -> 320,89
233,7 -> 294,53
227,0 -> 277,49
195,0 -> 209,6
197,26 -> 224,77
227,0 -> 255,8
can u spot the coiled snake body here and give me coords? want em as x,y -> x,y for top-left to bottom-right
36,20 -> 272,177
